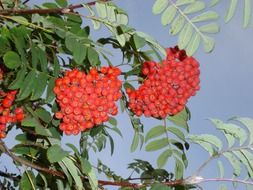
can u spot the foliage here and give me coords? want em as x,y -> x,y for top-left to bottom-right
152,0 -> 253,55
0,0 -> 252,190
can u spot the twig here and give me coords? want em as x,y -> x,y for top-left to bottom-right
0,0 -> 111,15
200,178 -> 253,186
23,0 -> 30,5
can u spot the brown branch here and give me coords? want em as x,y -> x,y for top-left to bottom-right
0,0 -> 110,16
0,139 -> 64,178
0,139 -> 186,188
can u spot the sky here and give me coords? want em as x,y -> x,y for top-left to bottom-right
2,0 -> 253,189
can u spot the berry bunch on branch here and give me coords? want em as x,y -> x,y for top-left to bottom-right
54,67 -> 122,135
127,46 -> 200,118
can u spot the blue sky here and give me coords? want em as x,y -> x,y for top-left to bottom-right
2,1 -> 253,189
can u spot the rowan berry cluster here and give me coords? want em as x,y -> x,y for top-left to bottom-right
0,90 -> 25,138
126,46 -> 200,118
54,67 -> 122,135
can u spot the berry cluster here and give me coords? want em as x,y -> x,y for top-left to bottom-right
0,90 -> 25,138
54,67 -> 122,135
126,46 -> 200,118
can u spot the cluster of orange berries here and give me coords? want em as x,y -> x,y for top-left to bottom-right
126,46 -> 200,118
54,67 -> 122,135
0,90 -> 25,138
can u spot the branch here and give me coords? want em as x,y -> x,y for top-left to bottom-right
0,139 -> 64,178
0,0 -> 110,16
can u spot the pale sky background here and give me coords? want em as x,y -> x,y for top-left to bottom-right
1,1 -> 253,189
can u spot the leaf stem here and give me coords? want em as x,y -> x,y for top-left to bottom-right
193,144 -> 253,176
169,0 -> 206,39
25,170 -> 36,190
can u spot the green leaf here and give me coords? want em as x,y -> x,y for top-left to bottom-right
73,42 -> 87,64
175,158 -> 184,179
34,108 -> 51,123
107,5 -> 116,22
62,157 -> 83,189
92,20 -> 101,30
167,127 -> 185,141
224,133 -> 236,148
167,108 -> 190,132
145,125 -> 166,143
8,67 -> 27,89
35,125 -> 52,137
219,184 -> 228,190
232,117 -> 253,144
53,55 -> 60,77
131,132 -> 140,152
210,0 -> 220,7
30,72 -> 48,100
199,22 -> 220,33
233,150 -> 253,177
46,77 -> 56,103
116,33 -> 126,47
210,119 -> 247,146
161,5 -> 177,26
20,171 -> 36,190
218,160 -> 224,178
88,48 -> 100,66
55,0 -> 67,7
186,33 -> 201,55
65,36 -> 76,52
9,16 -> 29,25
21,116 -> 41,128
192,140 -> 215,155
108,134 -> 115,155
56,179 -> 66,189
47,145 -> 69,163
135,31 -> 166,56
225,0 -> 238,22
151,183 -> 172,190
145,138 -> 169,152
223,152 -> 241,177
170,15 -> 185,35
58,162 -> 72,186
202,35 -> 215,53
116,13 -> 128,25
157,149 -> 172,168
80,158 -> 98,190
176,0 -> 195,6
191,11 -> 219,22
188,134 -> 222,150
37,48 -> 48,72
178,23 -> 193,49
243,0 -> 251,28
108,117 -> 117,127
96,2 -> 107,18
183,1 -> 206,14
17,70 -> 36,100
3,51 -> 21,69
133,34 -> 146,50
152,0 -> 169,14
